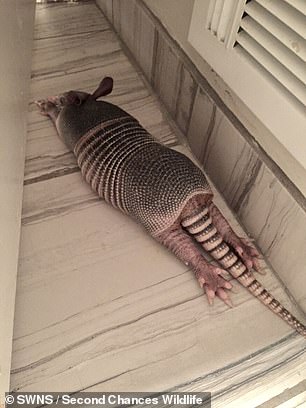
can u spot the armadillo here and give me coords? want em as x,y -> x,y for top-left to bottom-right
36,76 -> 306,339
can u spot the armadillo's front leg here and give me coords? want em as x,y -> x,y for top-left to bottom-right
208,203 -> 261,272
155,223 -> 233,306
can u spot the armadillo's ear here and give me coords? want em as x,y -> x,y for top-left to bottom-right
91,76 -> 113,100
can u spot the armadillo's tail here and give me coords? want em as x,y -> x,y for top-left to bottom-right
181,206 -> 306,339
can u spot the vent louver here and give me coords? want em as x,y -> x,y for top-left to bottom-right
235,0 -> 306,106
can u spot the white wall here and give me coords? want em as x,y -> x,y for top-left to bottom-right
0,0 -> 35,399
143,0 -> 306,196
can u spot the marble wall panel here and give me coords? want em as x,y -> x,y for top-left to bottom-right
175,65 -> 197,134
153,34 -> 198,135
238,165 -> 306,311
152,31 -> 181,118
110,0 -> 155,81
187,87 -> 216,163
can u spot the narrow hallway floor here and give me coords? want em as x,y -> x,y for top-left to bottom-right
11,2 -> 306,407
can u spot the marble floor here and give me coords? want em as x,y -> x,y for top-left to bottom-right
11,2 -> 306,407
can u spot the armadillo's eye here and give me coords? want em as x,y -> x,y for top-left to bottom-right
59,96 -> 66,105
74,96 -> 82,106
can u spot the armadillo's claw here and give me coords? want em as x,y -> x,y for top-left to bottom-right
254,261 -> 267,275
205,286 -> 215,306
204,286 -> 233,308
223,280 -> 233,290
199,264 -> 234,307
253,257 -> 261,273
216,288 -> 233,307
213,267 -> 232,283
221,296 -> 234,308
198,276 -> 205,289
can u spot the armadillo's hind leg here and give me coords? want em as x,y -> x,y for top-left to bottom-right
208,202 -> 261,272
155,223 -> 233,306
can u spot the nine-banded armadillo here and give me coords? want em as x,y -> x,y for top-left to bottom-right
36,76 -> 306,339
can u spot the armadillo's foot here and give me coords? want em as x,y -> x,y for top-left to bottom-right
208,203 -> 261,273
155,224 -> 233,307
227,236 -> 262,273
35,99 -> 60,122
196,263 -> 233,307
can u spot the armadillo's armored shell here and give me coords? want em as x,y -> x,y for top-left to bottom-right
73,115 -> 212,235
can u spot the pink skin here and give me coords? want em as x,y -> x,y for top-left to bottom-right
157,194 -> 261,306
155,224 -> 234,307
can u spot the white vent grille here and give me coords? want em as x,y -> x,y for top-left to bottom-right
206,0 -> 246,46
236,0 -> 306,106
